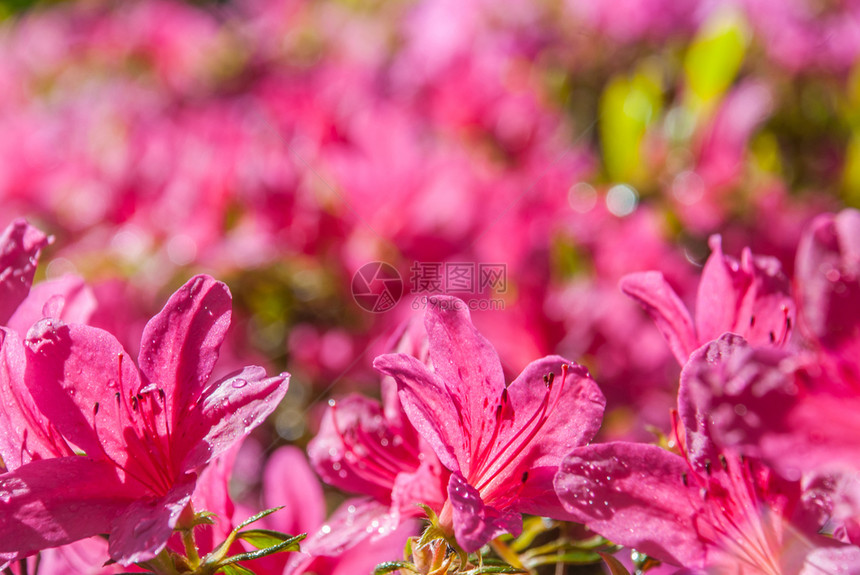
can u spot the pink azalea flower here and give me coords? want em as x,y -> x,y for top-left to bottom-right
555,334 -> 860,573
688,211 -> 860,541
621,234 -> 795,365
373,296 -> 605,552
0,274 -> 289,565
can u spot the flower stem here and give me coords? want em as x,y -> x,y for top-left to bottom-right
178,503 -> 200,568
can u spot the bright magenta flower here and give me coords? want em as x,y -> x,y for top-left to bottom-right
555,334 -> 860,573
374,296 -> 605,552
621,235 -> 794,365
690,211 -> 860,542
0,275 -> 289,564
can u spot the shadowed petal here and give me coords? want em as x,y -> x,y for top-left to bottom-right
620,271 -> 697,365
174,366 -> 289,471
0,457 -> 138,556
555,442 -> 705,567
448,472 -> 522,553
0,328 -> 72,469
0,220 -> 49,325
138,275 -> 232,429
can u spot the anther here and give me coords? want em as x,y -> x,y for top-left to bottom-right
544,372 -> 555,389
114,392 -> 121,403
93,402 -> 99,415
719,454 -> 728,471
521,471 -> 528,483
682,472 -> 688,486
131,396 -> 138,411
704,459 -> 711,475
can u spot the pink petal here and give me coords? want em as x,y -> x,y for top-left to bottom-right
620,271 -> 697,365
695,235 -> 746,344
554,442 -> 706,567
308,394 -> 409,502
300,497 -> 396,558
23,320 -> 166,490
424,296 -> 507,473
37,537 -> 122,575
137,275 -> 232,429
108,475 -> 195,564
373,352 -> 463,473
0,328 -> 71,469
796,544 -> 860,575
7,275 -> 96,339
514,466 -> 579,522
504,356 -> 604,469
46,538 -> 131,575
0,220 -> 49,325
390,458 -> 449,521
0,456 -> 138,556
174,366 -> 289,471
685,334 -> 860,478
285,512 -> 416,575
734,249 -> 794,348
762,394 -> 860,477
448,472 -> 522,553
264,446 -> 325,537
191,447 -> 239,554
796,209 -> 860,353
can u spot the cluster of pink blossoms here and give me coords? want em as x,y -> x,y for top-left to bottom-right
1,0 -> 860,573
2,209 -> 859,574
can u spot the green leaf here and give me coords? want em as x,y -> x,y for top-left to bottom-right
374,560 -> 417,574
236,506 -> 285,531
220,563 -> 256,575
193,511 -> 218,527
206,507 -> 288,564
465,566 -> 528,574
598,551 -> 632,575
599,63 -> 663,183
237,529 -> 299,550
684,7 -> 748,112
525,550 -> 601,567
219,534 -> 306,566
